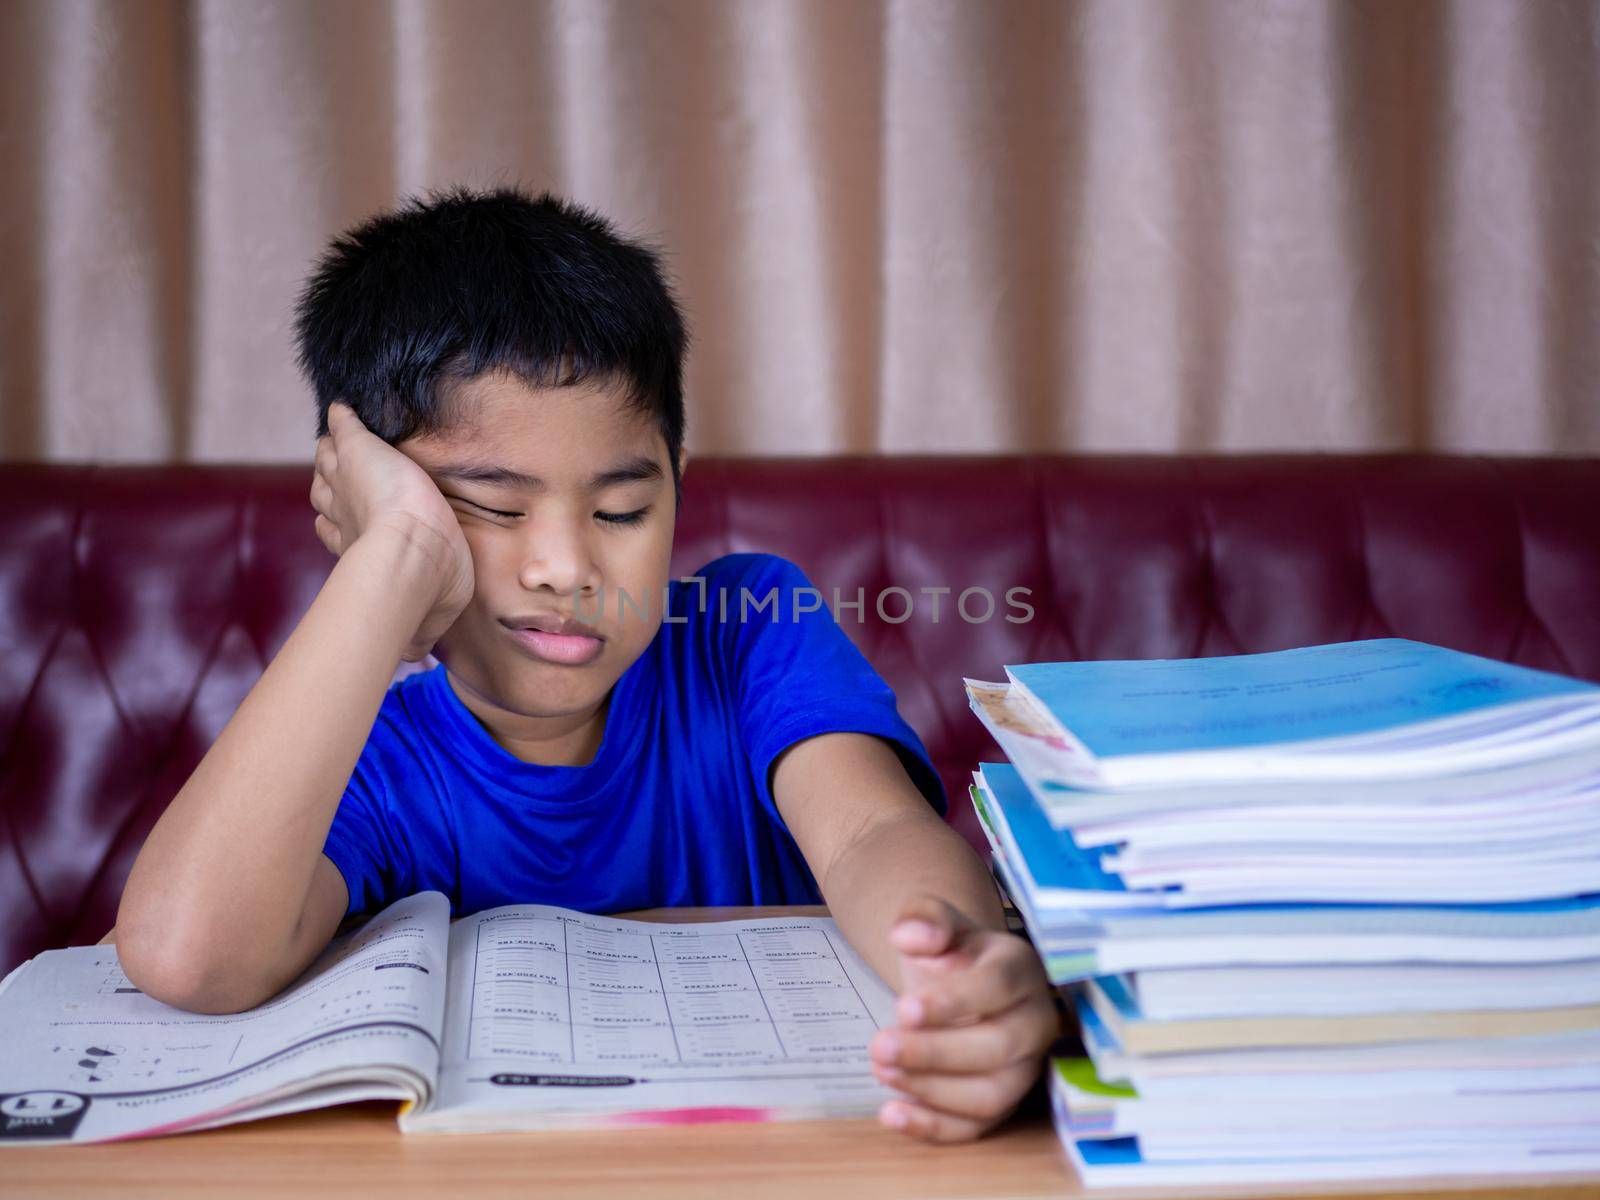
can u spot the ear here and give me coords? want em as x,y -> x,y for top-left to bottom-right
677,446 -> 690,480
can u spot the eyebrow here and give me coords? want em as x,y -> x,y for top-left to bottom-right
432,456 -> 664,493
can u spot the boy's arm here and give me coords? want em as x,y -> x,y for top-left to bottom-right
115,405 -> 472,1014
773,732 -> 1059,1144
115,530 -> 439,1012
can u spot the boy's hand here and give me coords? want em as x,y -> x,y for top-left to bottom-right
309,402 -> 475,661
868,896 -> 1059,1143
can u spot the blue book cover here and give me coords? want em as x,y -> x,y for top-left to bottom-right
1007,638 -> 1598,760
1092,973 -> 1144,1021
979,763 -> 1131,895
1075,991 -> 1122,1053
978,763 -> 1600,922
1074,1136 -> 1149,1167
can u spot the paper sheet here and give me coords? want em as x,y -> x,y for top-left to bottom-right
0,892 -> 448,1144
409,903 -> 899,1130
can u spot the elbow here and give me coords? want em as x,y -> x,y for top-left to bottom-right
114,930 -> 270,1016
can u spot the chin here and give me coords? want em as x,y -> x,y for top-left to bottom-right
508,683 -> 601,720
473,663 -> 610,718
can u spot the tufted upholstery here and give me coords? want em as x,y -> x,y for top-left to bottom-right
4,456 -> 1600,974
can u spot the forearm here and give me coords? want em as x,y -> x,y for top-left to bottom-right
116,528 -> 442,986
819,813 -> 1007,993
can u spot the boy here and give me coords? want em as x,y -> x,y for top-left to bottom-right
113,186 -> 1058,1143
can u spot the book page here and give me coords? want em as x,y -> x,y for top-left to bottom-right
0,890 -> 450,1145
406,903 -> 900,1131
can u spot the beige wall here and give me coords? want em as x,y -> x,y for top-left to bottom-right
1,0 -> 1595,462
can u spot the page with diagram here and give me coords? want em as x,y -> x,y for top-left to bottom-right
0,890 -> 450,1145
404,902 -> 900,1132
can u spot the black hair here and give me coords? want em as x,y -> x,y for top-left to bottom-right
293,184 -> 688,492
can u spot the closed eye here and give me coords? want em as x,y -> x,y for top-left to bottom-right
453,496 -> 521,519
452,497 -> 648,526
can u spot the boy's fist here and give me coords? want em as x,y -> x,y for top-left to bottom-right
868,896 -> 1059,1143
309,402 -> 475,661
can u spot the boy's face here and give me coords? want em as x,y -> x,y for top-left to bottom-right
396,370 -> 679,759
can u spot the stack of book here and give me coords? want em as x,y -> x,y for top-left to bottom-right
965,638 -> 1600,1187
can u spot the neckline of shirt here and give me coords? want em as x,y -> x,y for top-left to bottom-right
418,643 -> 659,806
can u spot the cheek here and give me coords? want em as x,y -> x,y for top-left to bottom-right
606,535 -> 673,592
638,515 -> 677,574
590,551 -> 671,640
458,530 -> 514,594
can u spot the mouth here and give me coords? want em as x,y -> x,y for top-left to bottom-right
501,613 -> 606,666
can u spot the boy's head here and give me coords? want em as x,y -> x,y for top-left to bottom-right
293,186 -> 691,758
294,184 -> 687,497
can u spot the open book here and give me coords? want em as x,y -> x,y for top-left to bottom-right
0,891 -> 901,1145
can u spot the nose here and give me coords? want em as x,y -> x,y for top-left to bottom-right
517,509 -> 602,599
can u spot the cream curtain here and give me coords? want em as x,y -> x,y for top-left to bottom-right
1,0 -> 1595,461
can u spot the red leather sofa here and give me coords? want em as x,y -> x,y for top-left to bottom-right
4,455 -> 1599,975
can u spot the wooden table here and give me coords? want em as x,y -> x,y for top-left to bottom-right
11,906 -> 1598,1200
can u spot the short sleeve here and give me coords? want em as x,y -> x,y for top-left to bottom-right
715,554 -> 947,834
320,741 -> 411,921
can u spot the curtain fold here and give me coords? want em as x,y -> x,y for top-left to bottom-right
0,0 -> 1594,461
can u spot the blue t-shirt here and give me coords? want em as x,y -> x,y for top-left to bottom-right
321,552 -> 946,920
